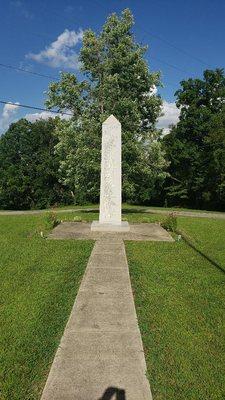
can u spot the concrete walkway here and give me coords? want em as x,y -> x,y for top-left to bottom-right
41,239 -> 152,400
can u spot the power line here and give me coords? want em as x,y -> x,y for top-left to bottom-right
0,5 -> 184,99
4,4 -> 184,87
0,100 -> 73,116
4,1 -> 210,89
0,62 -> 58,80
1,43 -> 178,92
27,0 -> 194,77
26,34 -> 180,92
139,27 -> 211,68
89,0 -> 211,69
150,55 -> 189,75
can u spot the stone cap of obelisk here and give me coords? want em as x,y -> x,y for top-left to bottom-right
102,114 -> 121,126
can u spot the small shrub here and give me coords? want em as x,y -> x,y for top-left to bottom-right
44,211 -> 59,230
142,217 -> 150,223
162,212 -> 177,232
73,216 -> 82,222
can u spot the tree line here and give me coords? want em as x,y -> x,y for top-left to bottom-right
0,9 -> 224,210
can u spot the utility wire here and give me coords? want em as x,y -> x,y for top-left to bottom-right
0,100 -> 73,116
3,4 -> 186,86
0,56 -> 178,90
3,1 -> 210,88
0,62 -> 58,80
89,0 -> 211,69
0,4 -> 184,94
150,56 -> 189,75
16,0 -> 195,77
29,28 -> 188,77
139,27 -> 211,68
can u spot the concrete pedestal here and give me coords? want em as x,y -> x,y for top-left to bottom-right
91,220 -> 130,232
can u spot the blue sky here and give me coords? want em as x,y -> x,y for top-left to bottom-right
0,0 -> 224,134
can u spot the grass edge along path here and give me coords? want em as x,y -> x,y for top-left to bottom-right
0,214 -> 93,400
126,239 -> 225,400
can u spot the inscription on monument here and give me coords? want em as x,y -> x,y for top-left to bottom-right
91,115 -> 130,232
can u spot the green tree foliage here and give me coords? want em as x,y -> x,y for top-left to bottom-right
206,107 -> 225,208
46,9 -> 168,204
0,118 -> 71,209
164,69 -> 225,209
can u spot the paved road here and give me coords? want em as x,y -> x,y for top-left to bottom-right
0,208 -> 96,216
145,209 -> 225,220
1,207 -> 225,219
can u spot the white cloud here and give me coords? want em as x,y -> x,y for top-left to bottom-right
25,111 -> 72,122
143,85 -> 158,97
149,85 -> 157,96
26,29 -> 83,69
0,102 -> 20,132
157,101 -> 180,134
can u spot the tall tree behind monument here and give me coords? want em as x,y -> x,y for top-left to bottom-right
46,9 -> 168,205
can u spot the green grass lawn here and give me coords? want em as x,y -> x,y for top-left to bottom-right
126,218 -> 225,400
178,217 -> 225,269
1,210 -> 225,400
0,215 -> 93,400
55,209 -> 166,224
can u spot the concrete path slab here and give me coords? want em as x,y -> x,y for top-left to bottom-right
41,239 -> 152,400
48,222 -> 174,242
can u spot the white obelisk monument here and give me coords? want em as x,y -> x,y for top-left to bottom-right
91,115 -> 130,231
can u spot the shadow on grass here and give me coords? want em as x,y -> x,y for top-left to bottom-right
81,209 -> 99,214
98,387 -> 126,399
177,229 -> 225,274
122,208 -> 148,214
82,208 -> 148,214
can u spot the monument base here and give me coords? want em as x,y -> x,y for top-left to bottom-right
91,221 -> 130,232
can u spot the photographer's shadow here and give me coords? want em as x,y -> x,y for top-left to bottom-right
98,386 -> 126,399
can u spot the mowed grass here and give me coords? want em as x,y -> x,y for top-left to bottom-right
0,215 -> 93,400
126,218 -> 225,400
1,209 -> 225,400
55,209 -> 166,224
178,217 -> 225,269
